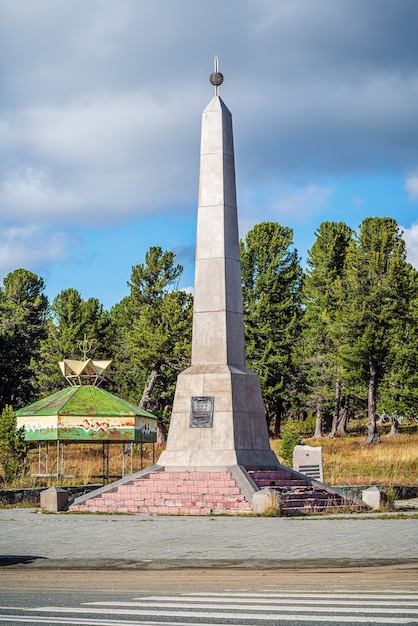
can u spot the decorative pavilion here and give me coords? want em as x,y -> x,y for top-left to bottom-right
16,351 -> 157,480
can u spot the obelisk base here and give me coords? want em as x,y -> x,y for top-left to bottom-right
158,365 -> 279,471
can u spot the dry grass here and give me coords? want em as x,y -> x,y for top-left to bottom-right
1,431 -> 417,490
271,431 -> 418,485
12,442 -> 161,488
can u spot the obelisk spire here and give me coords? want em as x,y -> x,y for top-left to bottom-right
191,57 -> 246,367
158,59 -> 277,469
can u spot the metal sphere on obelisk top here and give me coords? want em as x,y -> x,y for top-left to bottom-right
210,55 -> 223,95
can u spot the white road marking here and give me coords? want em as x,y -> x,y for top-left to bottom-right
30,605 -> 418,616
1,590 -> 417,625
86,599 -> 418,608
170,592 -> 418,600
0,611 -> 414,625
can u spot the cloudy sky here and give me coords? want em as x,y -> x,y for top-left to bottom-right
1,0 -> 418,310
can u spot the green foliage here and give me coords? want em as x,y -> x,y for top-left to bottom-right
278,419 -> 302,464
301,222 -> 353,434
335,217 -> 412,443
0,269 -> 49,408
35,289 -> 111,395
297,415 -> 317,438
110,247 -> 192,434
128,247 -> 182,308
0,219 -> 417,449
240,222 -> 302,434
0,405 -> 26,483
378,267 -> 418,417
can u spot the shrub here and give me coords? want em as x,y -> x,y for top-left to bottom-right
0,405 -> 27,484
278,419 -> 302,465
297,415 -> 317,437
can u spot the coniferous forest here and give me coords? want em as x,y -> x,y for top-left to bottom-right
1,217 -> 417,447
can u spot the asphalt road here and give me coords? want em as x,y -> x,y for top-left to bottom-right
0,582 -> 417,625
1,508 -> 417,625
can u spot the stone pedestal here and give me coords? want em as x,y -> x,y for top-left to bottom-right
40,487 -> 68,512
362,486 -> 382,510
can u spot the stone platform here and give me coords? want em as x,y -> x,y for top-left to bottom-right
69,465 -> 365,516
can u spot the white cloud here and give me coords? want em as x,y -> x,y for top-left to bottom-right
275,184 -> 333,218
401,222 -> 418,269
0,225 -> 70,280
239,182 -> 334,232
0,89 -> 201,224
1,0 -> 418,306
0,167 -> 76,217
405,174 -> 418,202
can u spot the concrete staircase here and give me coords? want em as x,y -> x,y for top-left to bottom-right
70,469 -> 252,515
70,466 -> 364,516
248,469 -> 354,515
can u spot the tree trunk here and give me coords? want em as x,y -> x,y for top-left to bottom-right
337,395 -> 349,434
329,379 -> 341,438
139,368 -> 159,410
265,403 -> 273,435
376,414 -> 385,426
388,418 -> 399,436
139,367 -> 168,445
313,407 -> 323,439
156,417 -> 167,445
365,358 -> 380,444
273,400 -> 284,438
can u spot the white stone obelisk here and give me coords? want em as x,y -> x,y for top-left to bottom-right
158,59 -> 277,470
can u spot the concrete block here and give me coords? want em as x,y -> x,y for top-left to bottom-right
293,445 -> 324,482
362,486 -> 382,510
252,488 -> 281,515
40,487 -> 68,512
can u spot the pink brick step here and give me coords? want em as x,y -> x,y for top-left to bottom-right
70,470 -> 252,515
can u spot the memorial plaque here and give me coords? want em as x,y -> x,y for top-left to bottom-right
189,396 -> 214,428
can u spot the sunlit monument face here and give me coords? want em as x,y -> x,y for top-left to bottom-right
158,57 -> 277,470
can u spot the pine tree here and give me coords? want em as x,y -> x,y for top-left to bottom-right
240,222 -> 302,435
301,222 -> 353,437
0,269 -> 49,408
278,419 -> 301,465
111,247 -> 192,441
335,217 -> 411,443
36,289 -> 110,395
378,264 -> 418,428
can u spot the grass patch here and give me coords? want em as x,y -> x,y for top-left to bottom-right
271,430 -> 418,485
1,427 -> 417,490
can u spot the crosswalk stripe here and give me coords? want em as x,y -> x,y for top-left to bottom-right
21,608 -> 418,625
116,596 -> 418,609
84,599 -> 418,609
175,592 -> 418,600
2,590 -> 417,626
33,605 -> 418,617
0,617 -> 156,625
0,617 -> 413,626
